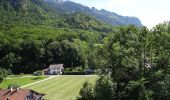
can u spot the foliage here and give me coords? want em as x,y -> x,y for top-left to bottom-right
0,76 -> 3,83
8,84 -> 20,89
33,70 -> 43,76
0,68 -> 11,83
79,22 -> 170,100
0,0 -> 112,74
94,76 -> 116,100
0,0 -> 170,99
78,82 -> 94,100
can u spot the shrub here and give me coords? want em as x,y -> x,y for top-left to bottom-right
8,84 -> 20,89
20,73 -> 24,76
94,76 -> 117,100
33,70 -> 43,76
78,82 -> 94,100
0,76 -> 3,83
63,71 -> 86,75
75,67 -> 84,72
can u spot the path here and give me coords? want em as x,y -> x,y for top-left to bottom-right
21,75 -> 58,88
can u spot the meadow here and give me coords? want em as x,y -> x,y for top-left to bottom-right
25,75 -> 98,100
0,75 -> 47,89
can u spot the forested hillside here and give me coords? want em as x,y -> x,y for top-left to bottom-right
44,0 -> 142,26
0,0 -> 113,74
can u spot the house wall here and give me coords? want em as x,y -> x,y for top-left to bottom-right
49,68 -> 62,75
25,92 -> 43,100
33,93 -> 43,100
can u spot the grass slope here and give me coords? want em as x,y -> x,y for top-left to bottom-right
0,76 -> 47,89
25,75 -> 98,100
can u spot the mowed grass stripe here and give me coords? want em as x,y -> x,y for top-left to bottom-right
46,76 -> 78,99
59,76 -> 90,100
49,76 -> 97,100
27,76 -> 71,92
43,76 -> 86,100
68,76 -> 96,100
54,76 -> 84,100
25,75 -> 97,100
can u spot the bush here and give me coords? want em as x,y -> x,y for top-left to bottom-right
33,70 -> 43,76
75,67 -> 84,72
0,76 -> 3,83
8,84 -> 20,89
78,76 -> 117,100
94,76 -> 117,100
20,73 -> 24,76
78,82 -> 94,100
63,71 -> 86,75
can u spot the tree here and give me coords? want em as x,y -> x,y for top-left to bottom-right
124,78 -> 153,100
94,76 -> 117,100
78,82 -> 94,100
0,76 -> 3,83
0,52 -> 16,69
47,41 -> 63,64
0,68 -> 9,83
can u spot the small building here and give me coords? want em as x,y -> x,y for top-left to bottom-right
44,64 -> 64,75
0,87 -> 45,100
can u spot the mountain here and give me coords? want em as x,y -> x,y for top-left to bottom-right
0,0 -> 114,73
44,0 -> 142,26
0,0 -> 112,32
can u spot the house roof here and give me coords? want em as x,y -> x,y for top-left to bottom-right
0,88 -> 45,100
49,64 -> 64,69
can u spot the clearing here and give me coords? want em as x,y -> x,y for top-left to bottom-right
25,75 -> 98,100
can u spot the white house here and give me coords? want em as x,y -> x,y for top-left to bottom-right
44,64 -> 64,75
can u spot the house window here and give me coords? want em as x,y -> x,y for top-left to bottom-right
38,97 -> 42,100
31,93 -> 33,98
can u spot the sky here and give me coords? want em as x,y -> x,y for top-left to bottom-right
69,0 -> 170,29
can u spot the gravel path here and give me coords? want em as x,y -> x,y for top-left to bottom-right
21,75 -> 58,88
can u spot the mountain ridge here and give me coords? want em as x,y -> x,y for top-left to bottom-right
0,0 -> 113,33
44,0 -> 142,26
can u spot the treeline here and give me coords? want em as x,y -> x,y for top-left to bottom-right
0,26 -> 107,74
78,22 -> 170,100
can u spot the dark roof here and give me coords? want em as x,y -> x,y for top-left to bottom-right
49,64 -> 64,69
0,89 -> 45,100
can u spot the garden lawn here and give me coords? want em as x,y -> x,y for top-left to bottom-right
6,74 -> 32,78
0,76 -> 47,89
25,75 -> 98,100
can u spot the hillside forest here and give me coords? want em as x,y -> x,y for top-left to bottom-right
0,0 -> 170,100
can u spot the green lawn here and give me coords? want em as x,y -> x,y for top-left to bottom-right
0,76 -> 47,89
6,74 -> 32,78
25,75 -> 98,100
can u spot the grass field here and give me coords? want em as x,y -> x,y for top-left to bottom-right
25,75 -> 98,100
0,76 -> 47,89
6,74 -> 32,78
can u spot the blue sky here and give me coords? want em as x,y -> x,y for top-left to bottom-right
69,0 -> 170,29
